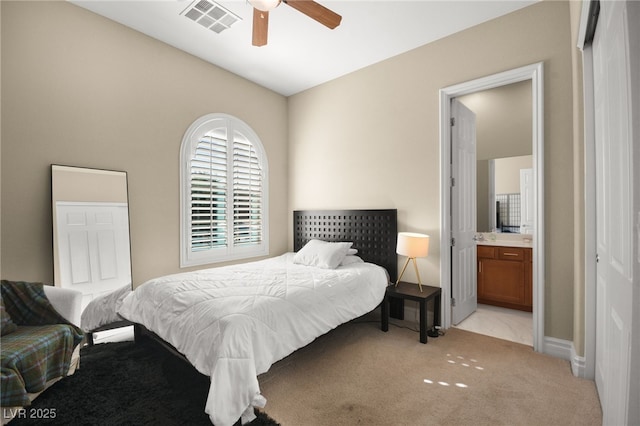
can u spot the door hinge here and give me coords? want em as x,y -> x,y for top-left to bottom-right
451,297 -> 456,307
450,117 -> 456,126
451,237 -> 456,247
450,176 -> 455,187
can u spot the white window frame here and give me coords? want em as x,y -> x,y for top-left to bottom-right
180,113 -> 269,267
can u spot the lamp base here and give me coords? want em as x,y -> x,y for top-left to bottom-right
395,257 -> 423,292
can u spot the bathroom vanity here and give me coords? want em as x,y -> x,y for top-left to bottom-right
477,240 -> 532,312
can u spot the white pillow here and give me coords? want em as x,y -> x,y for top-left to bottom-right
348,248 -> 358,255
293,239 -> 353,269
339,255 -> 364,266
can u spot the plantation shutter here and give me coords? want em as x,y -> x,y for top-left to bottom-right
181,113 -> 268,267
190,130 -> 227,251
233,132 -> 263,246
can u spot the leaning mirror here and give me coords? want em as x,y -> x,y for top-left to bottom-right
51,165 -> 132,314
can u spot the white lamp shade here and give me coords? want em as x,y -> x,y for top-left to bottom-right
396,232 -> 429,258
249,0 -> 281,11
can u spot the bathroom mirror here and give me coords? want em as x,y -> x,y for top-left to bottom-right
477,155 -> 533,233
51,165 -> 132,311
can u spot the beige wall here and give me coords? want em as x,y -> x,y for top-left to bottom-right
288,1 -> 576,340
52,166 -> 128,204
1,1 -> 289,286
477,160 -> 490,232
458,80 -> 533,161
568,0 -> 586,358
495,155 -> 533,194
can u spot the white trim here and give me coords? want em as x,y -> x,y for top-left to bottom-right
578,0 -> 599,382
579,35 -> 597,380
577,0 -> 593,51
179,113 -> 269,268
571,342 -> 588,378
55,201 -> 128,208
439,62 -> 545,353
544,336 -> 573,362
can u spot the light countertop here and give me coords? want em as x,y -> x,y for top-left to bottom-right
476,240 -> 532,248
475,233 -> 533,248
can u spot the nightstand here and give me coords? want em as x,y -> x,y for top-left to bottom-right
381,281 -> 441,344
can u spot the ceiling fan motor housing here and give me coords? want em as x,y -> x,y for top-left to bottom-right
250,0 -> 282,12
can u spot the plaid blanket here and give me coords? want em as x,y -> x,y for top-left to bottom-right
1,281 -> 84,407
1,281 -> 82,337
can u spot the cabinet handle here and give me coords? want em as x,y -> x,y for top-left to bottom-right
479,261 -> 482,273
503,252 -> 519,256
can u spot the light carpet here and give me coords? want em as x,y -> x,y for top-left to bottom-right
258,312 -> 601,426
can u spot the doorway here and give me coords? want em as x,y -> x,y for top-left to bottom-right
453,81 -> 534,345
439,63 -> 545,352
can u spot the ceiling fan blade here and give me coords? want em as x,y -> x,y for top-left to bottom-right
252,8 -> 269,47
283,0 -> 342,29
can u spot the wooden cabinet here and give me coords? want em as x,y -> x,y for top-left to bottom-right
477,245 -> 532,312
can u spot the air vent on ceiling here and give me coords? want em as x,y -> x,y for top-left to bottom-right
181,0 -> 241,34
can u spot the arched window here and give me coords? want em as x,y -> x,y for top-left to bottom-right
180,113 -> 268,267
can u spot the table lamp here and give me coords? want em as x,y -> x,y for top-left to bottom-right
395,232 -> 430,292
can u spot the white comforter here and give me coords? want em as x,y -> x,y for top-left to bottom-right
117,252 -> 388,426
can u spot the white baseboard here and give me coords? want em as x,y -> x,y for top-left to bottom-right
544,336 -> 589,378
570,343 -> 588,378
543,337 -> 586,377
543,336 -> 572,361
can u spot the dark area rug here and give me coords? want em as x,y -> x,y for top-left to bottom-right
11,340 -> 279,425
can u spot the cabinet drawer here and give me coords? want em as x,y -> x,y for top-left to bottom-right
498,247 -> 524,261
477,246 -> 496,259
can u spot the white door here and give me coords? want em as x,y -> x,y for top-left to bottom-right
593,1 -> 633,423
56,202 -> 132,310
519,168 -> 534,234
451,99 -> 477,325
488,160 -> 496,232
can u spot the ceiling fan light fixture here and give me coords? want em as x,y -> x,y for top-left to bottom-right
249,0 -> 281,12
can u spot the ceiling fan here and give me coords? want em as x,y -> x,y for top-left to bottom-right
249,0 -> 342,47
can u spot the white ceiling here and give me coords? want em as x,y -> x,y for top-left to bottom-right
70,0 -> 537,96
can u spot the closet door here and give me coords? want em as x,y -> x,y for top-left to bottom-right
592,1 -> 633,423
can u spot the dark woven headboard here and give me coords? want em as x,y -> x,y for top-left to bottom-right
293,209 -> 398,282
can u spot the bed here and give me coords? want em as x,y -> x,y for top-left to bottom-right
118,209 -> 397,426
